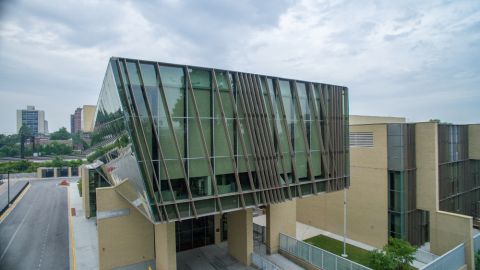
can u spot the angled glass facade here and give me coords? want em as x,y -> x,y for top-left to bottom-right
91,57 -> 350,223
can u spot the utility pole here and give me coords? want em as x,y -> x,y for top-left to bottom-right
7,171 -> 11,207
342,187 -> 348,257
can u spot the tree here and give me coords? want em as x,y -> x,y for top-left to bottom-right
369,250 -> 397,270
368,237 -> 417,270
385,238 -> 416,268
50,127 -> 71,140
18,125 -> 32,158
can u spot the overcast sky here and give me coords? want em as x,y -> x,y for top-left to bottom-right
0,0 -> 479,134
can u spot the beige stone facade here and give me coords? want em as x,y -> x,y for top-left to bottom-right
297,124 -> 389,248
96,185 -> 155,270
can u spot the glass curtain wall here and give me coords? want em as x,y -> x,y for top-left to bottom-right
91,57 -> 350,223
387,124 -> 428,246
438,125 -> 480,218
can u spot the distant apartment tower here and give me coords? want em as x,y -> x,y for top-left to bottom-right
71,107 -> 82,134
16,105 -> 47,136
70,105 -> 96,134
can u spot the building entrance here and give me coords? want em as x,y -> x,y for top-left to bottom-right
175,215 -> 215,252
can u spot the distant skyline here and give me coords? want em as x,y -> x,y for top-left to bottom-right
0,0 -> 479,134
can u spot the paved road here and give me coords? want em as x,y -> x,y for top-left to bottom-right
0,180 -> 69,270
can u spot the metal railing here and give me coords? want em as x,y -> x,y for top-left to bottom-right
254,223 -> 266,244
473,233 -> 480,253
420,243 -> 465,270
415,248 -> 439,264
279,233 -> 372,270
251,252 -> 283,270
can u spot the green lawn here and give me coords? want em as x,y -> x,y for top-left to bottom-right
304,235 -> 371,267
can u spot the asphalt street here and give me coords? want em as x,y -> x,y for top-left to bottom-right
0,180 -> 69,270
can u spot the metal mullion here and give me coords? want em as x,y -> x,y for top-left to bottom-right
344,87 -> 350,186
320,85 -> 337,190
333,86 -> 340,189
235,73 -> 268,204
154,64 -> 198,217
237,73 -> 272,204
263,76 -> 293,200
291,81 -> 317,194
253,74 -> 286,201
274,78 -> 302,197
308,83 -> 330,180
120,60 -> 165,222
250,74 -> 285,202
316,84 -> 331,177
185,66 -> 223,213
211,69 -> 246,208
245,73 -> 278,203
335,87 -> 342,189
226,73 -> 260,206
337,87 -> 343,188
136,61 -> 182,221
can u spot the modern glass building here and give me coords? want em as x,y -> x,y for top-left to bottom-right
387,123 -> 429,246
91,57 -> 350,224
438,125 -> 480,218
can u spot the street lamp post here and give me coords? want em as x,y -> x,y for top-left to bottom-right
341,187 -> 348,257
7,171 -> 11,207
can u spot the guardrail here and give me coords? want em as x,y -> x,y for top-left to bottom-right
474,233 -> 480,253
0,181 -> 29,216
279,233 -> 372,270
420,243 -> 465,270
251,252 -> 283,270
254,223 -> 266,244
415,249 -> 439,264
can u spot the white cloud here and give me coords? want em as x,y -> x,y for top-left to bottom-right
0,0 -> 478,134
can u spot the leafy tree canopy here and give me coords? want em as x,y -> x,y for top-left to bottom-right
50,127 -> 71,140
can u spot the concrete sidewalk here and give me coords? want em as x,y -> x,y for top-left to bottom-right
69,179 -> 99,270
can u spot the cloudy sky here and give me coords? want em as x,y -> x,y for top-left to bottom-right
0,0 -> 479,134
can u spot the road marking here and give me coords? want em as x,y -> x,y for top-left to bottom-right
0,183 -> 31,224
0,185 -> 36,262
68,186 -> 76,270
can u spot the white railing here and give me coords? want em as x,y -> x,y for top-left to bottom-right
279,233 -> 372,270
251,252 -> 283,270
473,233 -> 480,253
420,243 -> 465,270
415,249 -> 439,264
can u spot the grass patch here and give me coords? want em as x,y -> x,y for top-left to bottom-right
304,235 -> 371,267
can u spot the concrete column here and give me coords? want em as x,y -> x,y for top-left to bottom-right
53,168 -> 58,178
68,167 -> 72,177
214,214 -> 222,245
227,209 -> 253,266
154,222 -> 176,270
469,124 -> 480,159
82,166 -> 90,218
266,200 -> 296,254
415,122 -> 439,212
36,167 -> 42,178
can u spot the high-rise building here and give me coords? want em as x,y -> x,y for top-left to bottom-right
81,105 -> 96,132
16,105 -> 47,136
70,107 -> 82,134
82,57 -> 350,269
71,105 -> 96,134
